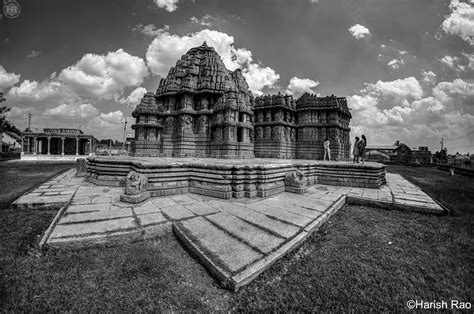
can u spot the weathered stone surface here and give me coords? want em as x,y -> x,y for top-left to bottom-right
246,202 -> 313,228
284,170 -> 306,187
50,217 -> 137,239
120,191 -> 151,203
134,201 -> 161,215
76,158 -> 87,177
176,217 -> 262,273
206,212 -> 284,254
59,207 -> 133,224
184,202 -> 219,216
222,203 -> 300,239
11,169 -> 82,210
161,204 -> 195,220
125,171 -> 148,195
137,212 -> 167,226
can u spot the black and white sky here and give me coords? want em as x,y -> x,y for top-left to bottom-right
0,0 -> 473,153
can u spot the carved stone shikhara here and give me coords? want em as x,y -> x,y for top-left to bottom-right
131,42 -> 254,159
130,42 -> 352,160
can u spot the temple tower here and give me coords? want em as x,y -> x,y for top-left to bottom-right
295,94 -> 351,160
254,93 -> 297,158
131,42 -> 254,158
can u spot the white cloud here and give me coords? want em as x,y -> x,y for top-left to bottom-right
43,103 -> 99,118
285,77 -> 319,97
242,63 -> 280,96
442,0 -> 474,45
348,24 -> 371,40
59,49 -> 148,100
145,28 -> 279,95
154,0 -> 179,12
348,76 -> 474,152
85,110 -> 126,139
7,80 -> 75,105
4,106 -> 34,119
433,78 -> 474,106
363,77 -> 424,104
190,15 -> 215,27
421,70 -> 437,85
463,52 -> 474,69
26,50 -> 41,59
387,59 -> 404,70
440,55 -> 461,70
134,24 -> 169,37
119,87 -> 147,105
97,110 -> 124,124
0,65 -> 20,90
310,0 -> 319,3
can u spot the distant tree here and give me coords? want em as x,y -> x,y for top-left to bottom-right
0,105 -> 21,135
98,139 -> 114,145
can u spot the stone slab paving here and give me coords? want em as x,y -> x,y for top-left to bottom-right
14,169 -> 446,289
11,169 -> 83,210
345,173 -> 446,214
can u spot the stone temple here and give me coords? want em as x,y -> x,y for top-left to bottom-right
87,42 -> 385,204
82,42 -> 388,290
130,42 -> 351,160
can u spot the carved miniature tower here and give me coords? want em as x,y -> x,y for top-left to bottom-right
254,93 -> 297,158
131,42 -> 255,158
295,94 -> 351,160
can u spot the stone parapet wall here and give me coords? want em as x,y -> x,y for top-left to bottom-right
86,157 -> 386,201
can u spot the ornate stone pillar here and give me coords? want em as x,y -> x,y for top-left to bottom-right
27,137 -> 30,153
61,137 -> 65,155
89,138 -> 93,155
47,137 -> 51,155
76,137 -> 79,155
33,137 -> 37,154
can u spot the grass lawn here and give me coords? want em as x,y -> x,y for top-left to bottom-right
1,163 -> 473,311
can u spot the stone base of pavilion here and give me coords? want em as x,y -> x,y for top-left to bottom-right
21,153 -> 92,162
86,156 -> 387,204
23,167 -> 445,291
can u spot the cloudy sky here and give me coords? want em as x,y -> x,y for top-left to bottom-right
0,0 -> 473,153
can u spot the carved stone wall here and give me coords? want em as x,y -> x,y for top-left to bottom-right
254,93 -> 297,159
131,42 -> 254,158
295,94 -> 351,160
130,43 -> 351,160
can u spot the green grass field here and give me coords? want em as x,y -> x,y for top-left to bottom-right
1,162 -> 472,311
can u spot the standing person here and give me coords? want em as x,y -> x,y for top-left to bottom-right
323,138 -> 331,161
358,134 -> 367,164
353,136 -> 360,163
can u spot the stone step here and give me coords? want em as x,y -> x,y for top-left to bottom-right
206,212 -> 285,254
175,216 -> 262,273
221,203 -> 300,239
49,217 -> 137,239
246,202 -> 313,227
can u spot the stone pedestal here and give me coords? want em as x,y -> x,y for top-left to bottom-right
284,170 -> 307,194
121,170 -> 150,203
75,158 -> 87,177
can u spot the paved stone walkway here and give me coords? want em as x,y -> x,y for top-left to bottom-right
12,169 -> 445,290
12,169 -> 83,210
